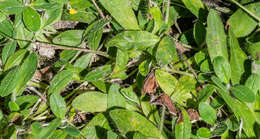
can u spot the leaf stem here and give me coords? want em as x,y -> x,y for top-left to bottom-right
159,106 -> 166,138
229,0 -> 260,22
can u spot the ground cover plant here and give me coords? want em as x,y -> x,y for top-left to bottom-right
0,0 -> 260,138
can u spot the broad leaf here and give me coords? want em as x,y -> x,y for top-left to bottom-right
181,0 -> 205,17
213,56 -> 231,84
199,102 -> 217,125
206,9 -> 228,62
175,107 -> 191,139
48,70 -> 73,95
99,0 -> 139,30
50,93 -> 66,119
0,0 -> 23,14
0,19 -> 14,38
2,41 -> 16,64
4,49 -> 27,71
72,91 -> 107,113
106,31 -> 160,50
23,6 -> 41,32
155,69 -> 178,96
0,67 -> 19,97
245,73 -> 260,94
53,30 -> 84,46
107,84 -> 126,109
231,85 -> 255,103
84,65 -> 112,82
33,118 -> 62,139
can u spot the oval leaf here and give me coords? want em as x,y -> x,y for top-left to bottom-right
99,0 -> 139,30
53,30 -> 84,46
50,93 -> 66,119
109,109 -> 161,138
155,69 -> 178,96
4,49 -> 28,71
48,70 -> 73,95
108,84 -> 126,109
213,56 -> 231,84
106,31 -> 160,50
231,85 -> 255,103
72,91 -> 107,113
84,65 -> 112,82
199,102 -> 217,125
23,6 -> 41,32
2,41 -> 16,64
206,9 -> 228,62
0,67 -> 20,97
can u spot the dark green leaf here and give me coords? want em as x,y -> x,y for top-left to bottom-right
0,19 -> 14,38
0,67 -> 20,97
2,41 -> 16,64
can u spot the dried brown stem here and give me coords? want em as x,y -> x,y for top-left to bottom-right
91,0 -> 111,29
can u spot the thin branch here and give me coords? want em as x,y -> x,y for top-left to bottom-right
91,0 -> 111,29
10,37 -> 110,58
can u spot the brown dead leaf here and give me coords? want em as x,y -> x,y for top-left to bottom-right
142,70 -> 159,95
150,93 -> 177,116
187,109 -> 199,121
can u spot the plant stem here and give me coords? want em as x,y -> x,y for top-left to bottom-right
159,106 -> 166,138
165,0 -> 170,24
91,0 -> 111,29
229,0 -> 260,22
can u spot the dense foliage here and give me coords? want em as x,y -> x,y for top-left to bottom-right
0,0 -> 260,138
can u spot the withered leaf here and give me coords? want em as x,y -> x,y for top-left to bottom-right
187,109 -> 200,121
142,70 -> 159,95
150,93 -> 177,116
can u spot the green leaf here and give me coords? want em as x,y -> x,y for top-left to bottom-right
63,126 -> 80,137
0,19 -> 14,38
107,130 -> 118,139
112,49 -> 129,79
206,9 -> 228,62
231,85 -> 255,103
23,6 -> 41,32
50,93 -> 66,119
0,0 -> 23,14
149,6 -> 162,33
48,70 -> 73,95
84,65 -> 113,82
62,11 -> 96,24
4,49 -> 28,71
229,28 -> 247,85
33,118 -> 61,139
108,84 -> 126,109
106,31 -> 160,50
171,75 -> 196,106
72,91 -> 107,113
247,42 -> 260,61
226,115 -> 239,132
216,88 -> 256,137
2,41 -> 16,65
138,60 -> 150,76
85,19 -> 108,50
15,18 -> 34,48
15,53 -> 38,93
196,128 -> 212,138
155,69 -> 178,96
194,21 -> 206,47
197,85 -> 215,102
0,109 -> 3,120
156,35 -> 177,65
199,102 -> 217,125
73,53 -> 94,71
0,67 -> 20,97
121,86 -> 139,104
245,73 -> 260,94
228,3 -> 260,37
213,56 -> 231,84
53,30 -> 84,46
110,109 -> 161,138
181,0 -> 205,17
175,107 -> 191,139
42,3 -> 63,27
99,0 -> 139,30
8,101 -> 20,111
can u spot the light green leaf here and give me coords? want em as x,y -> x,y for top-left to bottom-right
2,41 -> 16,64
0,0 -> 23,14
108,84 -> 126,109
197,128 -> 212,138
181,0 -> 205,17
62,11 -> 96,24
213,56 -> 231,84
72,91 -> 107,112
199,102 -> 217,125
112,49 -> 129,79
110,109 -> 161,138
48,70 -> 73,95
229,28 -> 247,85
99,0 -> 139,30
231,85 -> 255,103
53,30 -> 84,46
4,49 -> 27,71
63,126 -> 80,137
206,9 -> 228,62
73,53 -> 94,72
155,69 -> 178,96
106,31 -> 160,50
50,93 -> 66,119
42,3 -> 63,27
156,35 -> 177,65
245,73 -> 260,94
175,107 -> 191,139
197,85 -> 215,102
15,19 -> 34,48
23,6 -> 41,32
121,86 -> 139,104
149,6 -> 162,33
247,42 -> 260,61
84,65 -> 113,82
228,3 -> 260,37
